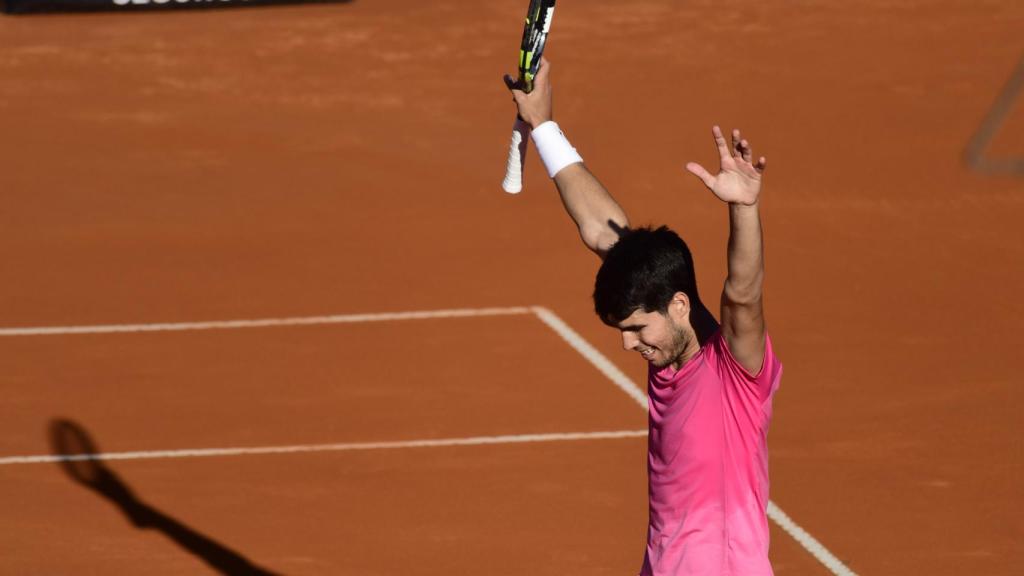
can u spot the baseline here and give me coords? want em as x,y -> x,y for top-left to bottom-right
0,429 -> 648,466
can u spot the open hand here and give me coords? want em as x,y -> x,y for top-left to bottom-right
686,126 -> 766,206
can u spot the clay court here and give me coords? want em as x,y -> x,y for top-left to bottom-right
1,1 -> 1022,574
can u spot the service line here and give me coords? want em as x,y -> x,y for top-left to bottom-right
0,307 -> 532,336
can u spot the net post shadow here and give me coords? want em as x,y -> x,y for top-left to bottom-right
48,418 -> 283,576
964,54 -> 1024,176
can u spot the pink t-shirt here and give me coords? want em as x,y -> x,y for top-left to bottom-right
639,330 -> 782,576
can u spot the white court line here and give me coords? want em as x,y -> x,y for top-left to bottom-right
0,307 -> 532,336
1,305 -> 857,574
531,306 -> 859,576
0,430 -> 648,466
531,306 -> 648,407
768,502 -> 858,576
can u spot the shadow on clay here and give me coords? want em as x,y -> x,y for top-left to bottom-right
48,418 -> 283,576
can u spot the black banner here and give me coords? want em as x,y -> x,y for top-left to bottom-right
4,0 -> 349,14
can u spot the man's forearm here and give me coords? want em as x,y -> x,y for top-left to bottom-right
724,202 -> 764,303
552,163 -> 629,257
505,60 -> 628,256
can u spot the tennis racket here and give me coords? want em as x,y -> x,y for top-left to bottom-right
502,0 -> 557,194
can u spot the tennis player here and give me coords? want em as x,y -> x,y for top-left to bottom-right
504,57 -> 782,576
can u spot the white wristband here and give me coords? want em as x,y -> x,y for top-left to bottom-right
530,121 -> 583,178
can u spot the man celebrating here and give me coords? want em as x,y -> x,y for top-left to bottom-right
504,58 -> 782,576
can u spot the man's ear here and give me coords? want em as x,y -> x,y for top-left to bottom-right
669,292 -> 691,323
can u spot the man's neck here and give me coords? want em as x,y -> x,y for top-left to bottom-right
671,339 -> 703,371
670,304 -> 719,371
692,303 -> 721,346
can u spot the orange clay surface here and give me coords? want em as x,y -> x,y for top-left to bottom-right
1,1 -> 1023,574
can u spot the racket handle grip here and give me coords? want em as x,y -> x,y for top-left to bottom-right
502,117 -> 532,194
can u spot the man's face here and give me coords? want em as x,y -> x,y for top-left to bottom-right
615,307 -> 690,369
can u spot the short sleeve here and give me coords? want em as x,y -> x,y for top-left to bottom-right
712,331 -> 782,403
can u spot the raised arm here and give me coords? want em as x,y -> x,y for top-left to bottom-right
686,126 -> 768,374
504,58 -> 629,259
